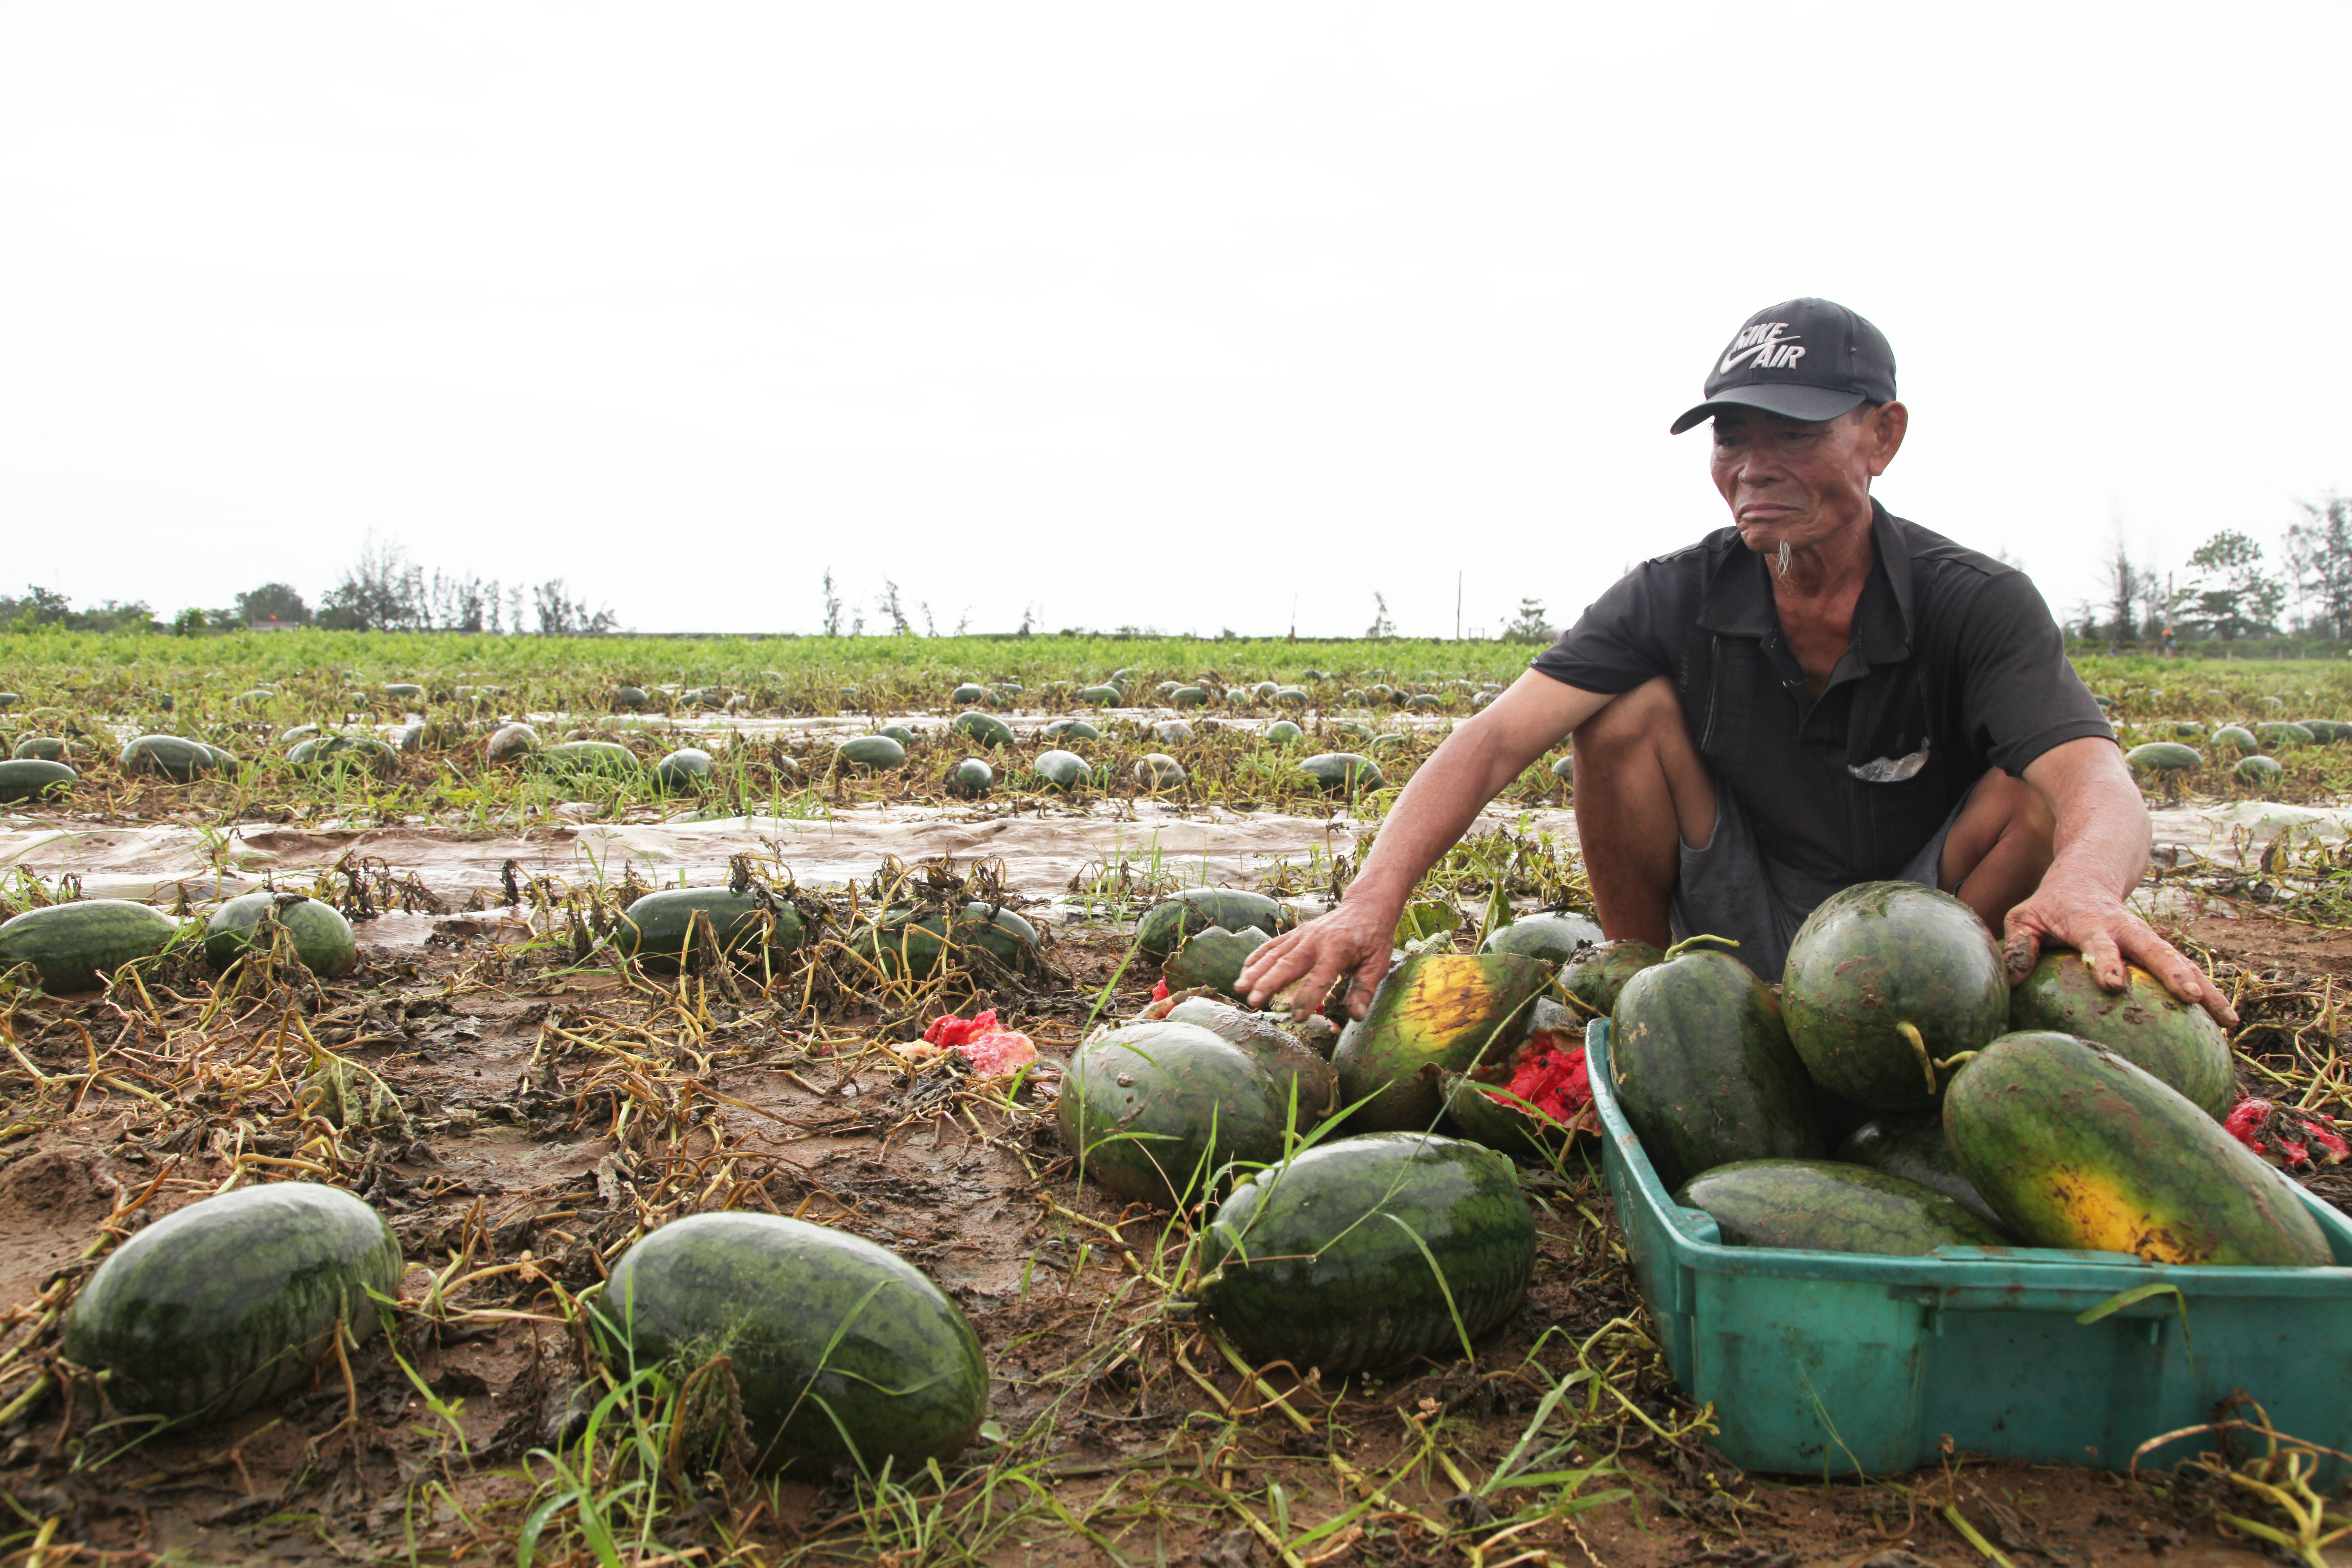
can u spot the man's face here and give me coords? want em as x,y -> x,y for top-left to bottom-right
1709,402 -> 1907,557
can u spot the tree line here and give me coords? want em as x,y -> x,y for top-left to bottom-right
2083,493 -> 2351,645
0,540 -> 619,637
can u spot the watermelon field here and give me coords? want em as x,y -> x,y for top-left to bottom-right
1,630 -> 2350,1568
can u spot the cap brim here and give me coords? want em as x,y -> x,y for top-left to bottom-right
1669,384 -> 1867,435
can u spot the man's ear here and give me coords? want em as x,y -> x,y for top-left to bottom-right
1865,400 -> 1908,475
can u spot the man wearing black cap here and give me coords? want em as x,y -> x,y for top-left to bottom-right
1241,297 -> 2234,1027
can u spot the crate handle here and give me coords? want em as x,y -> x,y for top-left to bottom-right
2078,1282 -> 2195,1362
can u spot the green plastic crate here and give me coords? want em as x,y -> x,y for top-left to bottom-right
1586,1020 -> 2352,1477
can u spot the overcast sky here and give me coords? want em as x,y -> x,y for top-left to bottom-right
1,3 -> 2345,639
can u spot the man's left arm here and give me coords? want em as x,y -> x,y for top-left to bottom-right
2010,736 -> 2237,1026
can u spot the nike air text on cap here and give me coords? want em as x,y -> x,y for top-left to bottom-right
1669,298 -> 1898,434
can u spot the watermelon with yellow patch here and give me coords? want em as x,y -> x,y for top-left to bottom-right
1943,1031 -> 2330,1266
1331,952 -> 1553,1130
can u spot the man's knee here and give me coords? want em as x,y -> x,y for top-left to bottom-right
1942,769 -> 2055,890
1571,676 -> 1685,758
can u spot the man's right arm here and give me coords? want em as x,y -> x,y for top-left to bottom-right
1238,669 -> 1615,1021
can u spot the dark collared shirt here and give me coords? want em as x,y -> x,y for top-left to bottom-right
1530,502 -> 2112,898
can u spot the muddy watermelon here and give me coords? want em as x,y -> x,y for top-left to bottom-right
1780,882 -> 2007,1112
2009,951 -> 2234,1117
121,734 -> 216,781
1058,1022 -> 1289,1206
851,903 -> 1037,979
1133,753 -> 1187,790
1332,952 -> 1553,1129
1161,925 -> 1269,999
1944,1032 -> 2331,1266
204,893 -> 358,977
483,722 -> 539,762
0,900 -> 180,991
1609,943 -> 1820,1191
1479,911 -> 1603,965
1560,939 -> 1661,1016
1195,1132 -> 1534,1375
618,889 -> 802,972
1674,1160 -> 2012,1255
1031,749 -> 1090,789
63,1183 -> 402,1420
1835,1113 -> 2003,1227
598,1212 -> 986,1472
1135,888 -> 1289,959
0,758 -> 76,803
1162,996 -> 1339,1119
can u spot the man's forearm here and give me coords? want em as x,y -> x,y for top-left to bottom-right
2028,740 -> 2151,896
1344,732 -> 1527,908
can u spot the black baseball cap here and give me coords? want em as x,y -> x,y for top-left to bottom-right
1670,298 -> 1897,434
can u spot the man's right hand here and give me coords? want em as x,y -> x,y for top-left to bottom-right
1239,897 -> 1401,1022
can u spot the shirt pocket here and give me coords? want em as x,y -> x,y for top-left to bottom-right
1845,674 -> 1956,876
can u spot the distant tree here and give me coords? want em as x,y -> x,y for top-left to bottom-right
531,579 -> 618,636
2287,493 -> 2352,640
0,586 -> 73,629
1366,593 -> 1394,639
920,601 -> 938,637
427,573 -> 497,632
821,570 -> 844,637
2181,530 -> 2284,641
317,540 -> 425,631
172,606 -> 210,637
2099,530 -> 2141,643
1504,597 -> 1552,642
234,582 -> 310,625
877,580 -> 911,636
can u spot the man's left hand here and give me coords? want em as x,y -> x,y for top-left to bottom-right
1999,868 -> 2236,1027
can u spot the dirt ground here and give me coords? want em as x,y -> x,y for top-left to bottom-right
0,897 -> 2346,1568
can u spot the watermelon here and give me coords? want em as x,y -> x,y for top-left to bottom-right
483,722 -> 540,762
1333,952 -> 1554,1130
2234,755 -> 2282,783
1133,753 -> 1186,790
1040,719 -> 1101,741
384,683 -> 425,701
1479,912 -> 1603,965
1296,753 -> 1384,794
1944,1032 -> 2331,1266
837,735 -> 907,769
950,712 -> 1013,748
388,724 -> 423,755
2213,725 -> 2258,756
1058,1022 -> 1289,1207
1550,755 -> 1574,783
2306,719 -> 2348,744
2173,722 -> 2205,738
1162,996 -> 1340,1118
946,757 -> 994,796
1078,685 -> 1123,705
0,758 -> 75,803
618,889 -> 802,973
877,724 -> 918,747
1135,888 -> 1289,958
1031,749 -> 1091,790
852,903 -> 1037,979
598,1212 -> 985,1473
0,692 -> 16,708
654,748 -> 714,792
121,735 -> 216,782
538,740 -> 641,777
204,893 -> 358,977
1560,939 -> 1661,1016
1442,1052 -> 1586,1162
11,736 -> 77,762
0,900 -> 180,991
2257,722 -> 2315,747
2124,742 -> 2201,772
1779,882 -> 2008,1112
1674,1160 -> 2011,1256
307,735 -> 396,775
1609,944 -> 1820,1191
1153,720 -> 1193,745
1835,1114 -> 2004,1227
1162,925 -> 1270,999
612,685 -> 649,709
1196,1132 -> 1534,1375
951,682 -> 989,705
1268,687 -> 1307,708
1264,720 -> 1303,745
1169,686 -> 1208,709
62,1183 -> 401,1421
2009,951 -> 2235,1116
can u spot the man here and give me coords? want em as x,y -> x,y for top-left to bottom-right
1240,298 -> 2234,1028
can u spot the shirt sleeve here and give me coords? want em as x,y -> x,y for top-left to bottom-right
1953,570 -> 2116,776
1529,559 -> 1688,695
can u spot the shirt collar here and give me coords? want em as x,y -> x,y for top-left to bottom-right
1695,499 -> 1916,665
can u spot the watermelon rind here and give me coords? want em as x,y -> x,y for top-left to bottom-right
2008,951 -> 2235,1117
1609,947 -> 1821,1191
1779,881 -> 2009,1112
1674,1159 -> 2012,1256
1163,996 -> 1340,1117
597,1212 -> 986,1473
618,889 -> 803,973
204,893 -> 358,977
1944,1031 -> 2332,1266
0,758 -> 77,803
1135,888 -> 1290,959
1058,1022 -> 1289,1207
0,900 -> 181,992
1197,1132 -> 1534,1375
62,1183 -> 402,1421
1333,952 -> 1554,1130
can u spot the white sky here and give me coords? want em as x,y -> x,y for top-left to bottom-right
1,3 -> 2345,637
